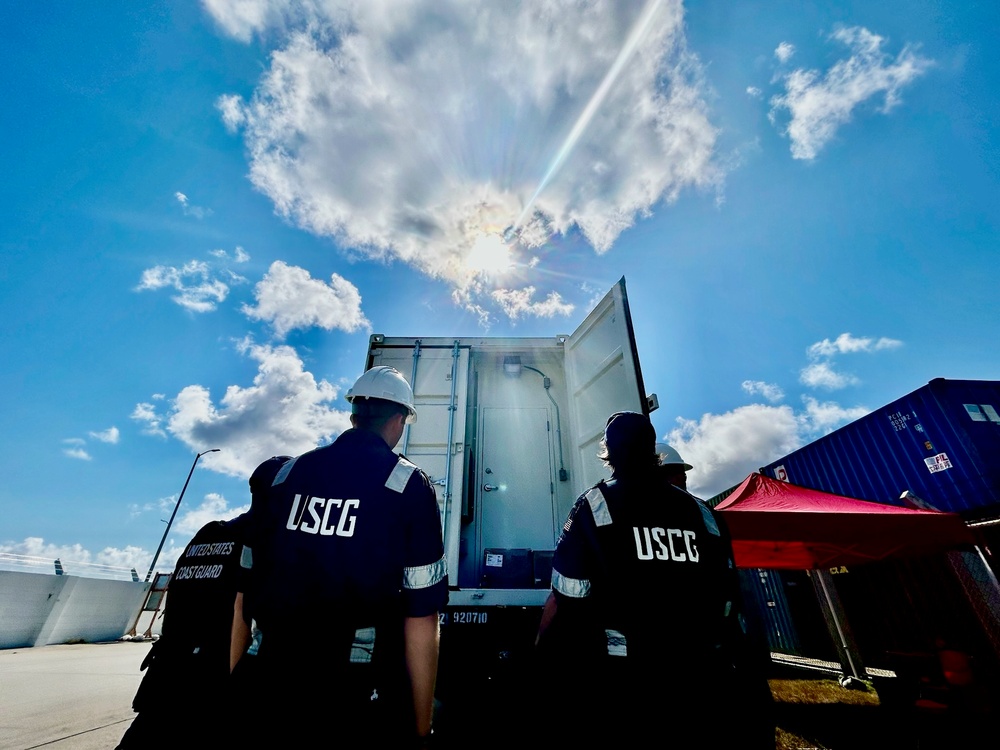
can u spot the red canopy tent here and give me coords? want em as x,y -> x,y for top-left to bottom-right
715,473 -> 976,570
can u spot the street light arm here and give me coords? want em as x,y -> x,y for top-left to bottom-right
143,449 -> 220,583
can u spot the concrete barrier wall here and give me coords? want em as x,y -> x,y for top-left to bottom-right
0,571 -> 150,649
0,571 -> 65,648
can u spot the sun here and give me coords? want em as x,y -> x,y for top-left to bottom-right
466,232 -> 513,276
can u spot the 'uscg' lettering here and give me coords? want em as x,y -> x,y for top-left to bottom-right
633,527 -> 699,562
287,495 -> 359,537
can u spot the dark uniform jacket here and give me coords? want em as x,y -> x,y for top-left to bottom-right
249,428 -> 448,677
117,519 -> 249,749
545,468 -> 774,744
552,471 -> 740,662
146,518 -> 248,690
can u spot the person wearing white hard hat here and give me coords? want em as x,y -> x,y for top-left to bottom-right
656,441 -> 693,491
237,366 -> 446,746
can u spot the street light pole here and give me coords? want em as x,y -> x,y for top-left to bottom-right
143,448 -> 220,583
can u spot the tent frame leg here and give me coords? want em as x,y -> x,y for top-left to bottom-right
813,568 -> 867,681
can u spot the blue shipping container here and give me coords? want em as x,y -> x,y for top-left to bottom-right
761,378 -> 1000,518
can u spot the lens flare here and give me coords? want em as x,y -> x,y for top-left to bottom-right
513,0 -> 664,232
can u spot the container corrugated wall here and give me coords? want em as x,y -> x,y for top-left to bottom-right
761,378 -> 1000,518
738,569 -> 802,655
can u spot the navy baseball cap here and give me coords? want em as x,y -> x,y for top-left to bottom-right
604,411 -> 655,456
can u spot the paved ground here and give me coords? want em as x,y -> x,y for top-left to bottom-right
0,641 -> 151,750
3,642 -> 988,749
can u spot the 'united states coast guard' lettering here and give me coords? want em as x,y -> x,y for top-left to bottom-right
633,526 -> 699,562
185,542 -> 234,557
173,563 -> 225,580
286,494 -> 359,537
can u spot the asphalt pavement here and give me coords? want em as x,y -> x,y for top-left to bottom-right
0,641 -> 151,750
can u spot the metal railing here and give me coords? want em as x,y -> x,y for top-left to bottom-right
0,552 -> 140,581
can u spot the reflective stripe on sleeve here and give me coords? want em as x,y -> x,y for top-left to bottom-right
272,456 -> 298,486
552,568 -> 591,598
606,629 -> 627,657
696,501 -> 720,536
350,627 -> 376,664
585,487 -> 612,527
386,457 -> 418,493
403,556 -> 447,590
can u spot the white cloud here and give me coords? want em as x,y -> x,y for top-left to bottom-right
242,261 -> 371,337
62,438 -> 90,461
174,191 -> 213,219
209,0 -> 719,315
666,404 -> 803,497
0,536 -> 169,578
774,42 -> 795,63
216,92 -> 248,132
61,427 -> 120,460
0,518 -> 244,576
491,287 -> 575,321
136,339 -> 351,477
799,361 -> 859,390
175,493 -> 249,535
129,495 -> 185,521
88,426 -> 120,444
769,26 -> 932,160
801,396 -> 869,434
202,0 -> 302,43
132,402 -> 166,437
746,86 -> 762,98
741,380 -> 784,402
807,332 -> 903,358
800,331 -> 903,390
209,246 -> 251,263
665,392 -> 871,497
136,260 -> 229,312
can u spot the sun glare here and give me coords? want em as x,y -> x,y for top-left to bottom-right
466,232 -> 513,275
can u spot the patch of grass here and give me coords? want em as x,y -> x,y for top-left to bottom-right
771,678 -> 890,750
776,726 -> 821,750
771,678 -> 881,706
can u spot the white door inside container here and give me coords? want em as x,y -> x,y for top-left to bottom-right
478,407 -> 556,558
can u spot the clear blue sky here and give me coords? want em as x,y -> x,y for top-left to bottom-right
2,0 -> 997,574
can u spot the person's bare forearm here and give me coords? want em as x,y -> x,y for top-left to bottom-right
230,592 -> 251,672
404,613 -> 440,738
536,591 -> 558,646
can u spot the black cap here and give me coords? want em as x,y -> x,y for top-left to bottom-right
604,411 -> 655,458
249,455 -> 293,494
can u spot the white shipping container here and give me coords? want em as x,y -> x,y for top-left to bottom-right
365,277 -> 654,605
365,278 -> 656,736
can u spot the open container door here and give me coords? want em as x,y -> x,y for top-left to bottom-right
564,276 -> 651,492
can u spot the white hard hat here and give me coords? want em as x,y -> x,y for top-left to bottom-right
346,366 -> 417,424
655,442 -> 692,471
